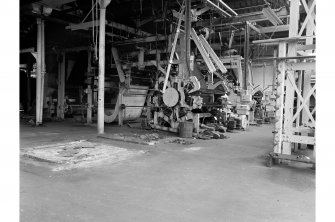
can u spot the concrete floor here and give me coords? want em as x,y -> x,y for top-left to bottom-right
20,121 -> 315,222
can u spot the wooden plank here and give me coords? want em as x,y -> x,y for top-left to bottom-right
286,61 -> 315,71
282,134 -> 315,145
290,126 -> 314,134
297,44 -> 315,51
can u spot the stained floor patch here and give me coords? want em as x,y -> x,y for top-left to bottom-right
183,147 -> 203,151
21,140 -> 144,171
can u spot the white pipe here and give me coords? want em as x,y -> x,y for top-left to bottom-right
206,0 -> 231,17
217,0 -> 238,16
98,7 -> 106,134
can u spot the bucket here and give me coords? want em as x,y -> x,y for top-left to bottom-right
227,120 -> 236,130
179,121 -> 194,138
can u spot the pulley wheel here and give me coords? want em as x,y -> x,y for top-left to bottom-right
163,88 -> 179,107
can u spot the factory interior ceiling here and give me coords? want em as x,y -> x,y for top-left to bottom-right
20,0 -> 292,52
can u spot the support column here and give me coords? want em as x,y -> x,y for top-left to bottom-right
282,0 -> 300,154
26,65 -> 31,112
273,41 -> 287,154
87,51 -> 92,124
97,0 -> 111,134
57,53 -> 66,119
301,0 -> 315,149
41,19 -> 46,111
36,17 -> 43,125
272,49 -> 277,91
243,22 -> 250,90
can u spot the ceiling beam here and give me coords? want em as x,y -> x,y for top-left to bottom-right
111,35 -> 169,45
66,20 -> 152,36
196,6 -> 288,27
107,21 -> 152,36
216,24 -> 289,37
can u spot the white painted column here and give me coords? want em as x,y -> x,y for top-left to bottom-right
282,0 -> 300,155
36,17 -> 42,125
301,0 -> 315,149
273,42 -> 287,154
40,19 -> 45,119
97,0 -> 111,134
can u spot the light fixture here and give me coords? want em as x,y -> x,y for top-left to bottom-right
31,3 -> 53,16
42,7 -> 53,16
262,6 -> 283,26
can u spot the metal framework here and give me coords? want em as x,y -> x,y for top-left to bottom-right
273,0 -> 316,157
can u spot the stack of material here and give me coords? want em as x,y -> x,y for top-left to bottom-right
198,123 -> 227,139
236,105 -> 250,115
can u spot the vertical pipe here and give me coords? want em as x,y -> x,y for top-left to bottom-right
185,0 -> 191,79
243,22 -> 250,90
36,17 -> 42,125
98,7 -> 106,134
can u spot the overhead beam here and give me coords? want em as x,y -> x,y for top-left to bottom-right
20,47 -> 35,53
106,32 -> 128,40
107,21 -> 152,36
111,35 -> 169,45
216,24 -> 289,38
196,6 -> 288,27
66,20 -> 151,36
246,22 -> 270,38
